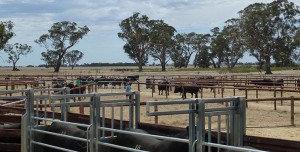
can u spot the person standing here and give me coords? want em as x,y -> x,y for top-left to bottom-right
125,82 -> 132,99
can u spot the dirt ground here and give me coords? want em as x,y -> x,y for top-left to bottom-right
0,66 -> 299,141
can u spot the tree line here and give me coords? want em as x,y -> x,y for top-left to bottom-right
118,0 -> 300,74
0,0 -> 299,74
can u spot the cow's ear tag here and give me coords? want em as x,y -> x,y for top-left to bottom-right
135,145 -> 141,149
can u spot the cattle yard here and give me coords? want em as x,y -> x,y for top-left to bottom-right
0,67 -> 300,151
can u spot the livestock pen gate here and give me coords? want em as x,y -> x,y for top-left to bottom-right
146,97 -> 265,152
21,88 -> 141,152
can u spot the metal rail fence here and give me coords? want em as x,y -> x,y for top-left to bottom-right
21,88 -> 140,152
146,97 -> 265,152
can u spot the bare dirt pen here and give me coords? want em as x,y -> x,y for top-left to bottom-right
1,66 -> 299,141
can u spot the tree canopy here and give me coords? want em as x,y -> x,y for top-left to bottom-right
4,43 -> 32,71
118,12 -> 152,72
35,21 -> 89,72
0,21 -> 14,50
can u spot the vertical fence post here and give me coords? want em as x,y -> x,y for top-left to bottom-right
274,89 -> 277,110
281,86 -> 283,105
233,87 -> 236,96
154,104 -> 158,124
291,96 -> 295,126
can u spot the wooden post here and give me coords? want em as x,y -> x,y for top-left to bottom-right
274,89 -> 277,110
281,86 -> 283,105
151,81 -> 155,97
291,96 -> 295,126
256,89 -> 258,100
201,87 -> 203,98
138,81 -> 140,91
165,84 -> 168,99
155,105 -> 158,124
233,87 -> 236,96
221,86 -> 224,98
213,87 -> 216,98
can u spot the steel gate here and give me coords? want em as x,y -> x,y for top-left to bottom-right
21,88 -> 140,152
146,97 -> 265,152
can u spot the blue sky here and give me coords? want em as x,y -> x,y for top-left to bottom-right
0,0 -> 299,66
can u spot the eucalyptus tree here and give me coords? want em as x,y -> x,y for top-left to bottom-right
222,18 -> 246,69
0,21 -> 14,50
173,32 -> 198,68
239,0 -> 300,74
149,20 -> 176,71
118,12 -> 152,72
35,21 -> 90,72
209,27 -> 227,68
193,34 -> 211,68
4,43 -> 33,71
170,47 -> 186,68
271,0 -> 300,67
65,50 -> 84,69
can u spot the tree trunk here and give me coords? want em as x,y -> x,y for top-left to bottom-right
12,63 -> 16,71
54,61 -> 61,72
265,56 -> 272,74
138,62 -> 143,72
161,62 -> 166,71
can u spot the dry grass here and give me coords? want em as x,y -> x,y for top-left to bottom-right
0,66 -> 299,141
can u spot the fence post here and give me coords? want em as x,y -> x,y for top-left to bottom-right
221,86 -> 224,98
154,104 -> 158,124
291,96 -> 295,126
274,89 -> 277,110
233,87 -> 236,96
256,89 -> 258,100
281,86 -> 283,105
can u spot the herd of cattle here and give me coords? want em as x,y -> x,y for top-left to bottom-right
51,75 -> 293,99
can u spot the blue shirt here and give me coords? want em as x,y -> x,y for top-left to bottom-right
125,85 -> 131,92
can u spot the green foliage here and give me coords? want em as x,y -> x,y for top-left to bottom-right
239,0 -> 300,74
0,20 -> 14,50
4,43 -> 32,71
35,21 -> 89,72
149,20 -> 176,71
118,12 -> 152,72
65,50 -> 84,69
173,33 -> 198,68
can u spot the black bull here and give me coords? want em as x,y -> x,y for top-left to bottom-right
32,122 -> 115,152
250,79 -> 284,86
31,123 -> 225,152
174,85 -> 201,99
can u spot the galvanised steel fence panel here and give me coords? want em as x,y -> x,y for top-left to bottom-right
21,88 -> 140,152
146,97 -> 264,152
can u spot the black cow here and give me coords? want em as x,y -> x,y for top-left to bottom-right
52,83 -> 85,96
174,85 -> 200,99
114,127 -> 222,152
52,77 -> 65,85
111,78 -> 124,89
0,123 -> 21,129
196,77 -> 216,92
146,78 -> 153,89
77,75 -> 94,85
127,75 -> 139,82
32,122 -> 115,152
95,77 -> 109,88
250,78 -> 284,86
158,79 -> 170,95
114,128 -> 161,152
